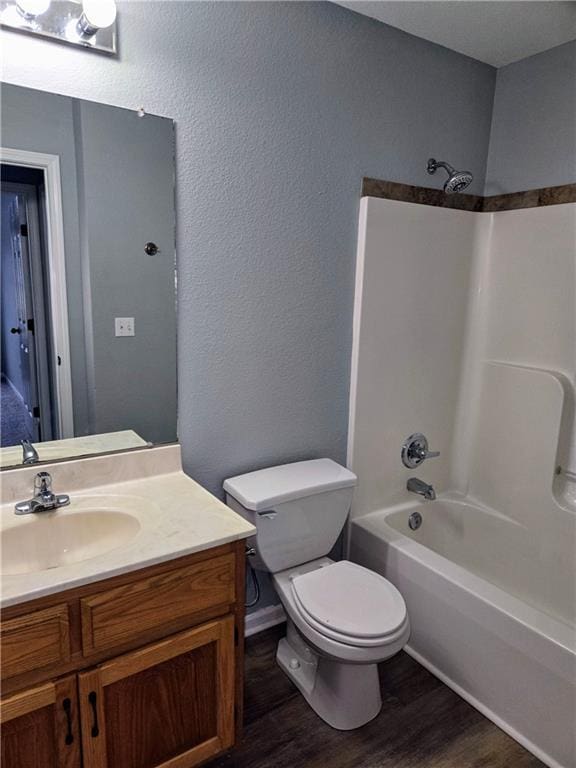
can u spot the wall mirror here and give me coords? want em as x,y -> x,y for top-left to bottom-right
0,83 -> 177,468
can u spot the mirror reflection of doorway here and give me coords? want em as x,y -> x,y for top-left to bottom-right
1,165 -> 56,447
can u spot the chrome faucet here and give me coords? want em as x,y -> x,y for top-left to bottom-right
14,472 -> 71,515
407,477 -> 436,501
21,439 -> 39,465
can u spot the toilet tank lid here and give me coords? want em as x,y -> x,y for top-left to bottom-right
223,459 -> 357,511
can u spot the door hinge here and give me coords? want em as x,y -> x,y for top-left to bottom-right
57,355 -> 62,366
27,318 -> 35,334
234,626 -> 239,647
20,224 -> 28,237
32,406 -> 40,419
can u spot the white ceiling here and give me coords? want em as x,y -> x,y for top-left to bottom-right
334,1 -> 576,67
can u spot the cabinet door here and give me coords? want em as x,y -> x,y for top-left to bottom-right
79,616 -> 235,768
0,675 -> 81,768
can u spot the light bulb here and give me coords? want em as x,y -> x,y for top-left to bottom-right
16,0 -> 50,18
79,0 -> 116,32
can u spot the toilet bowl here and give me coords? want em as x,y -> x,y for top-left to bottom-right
223,458 -> 410,730
273,557 -> 410,729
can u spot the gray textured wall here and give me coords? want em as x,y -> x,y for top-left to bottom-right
1,2 -> 496,497
75,100 -> 177,443
485,40 -> 576,195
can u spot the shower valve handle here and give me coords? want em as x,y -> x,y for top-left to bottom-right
401,433 -> 440,469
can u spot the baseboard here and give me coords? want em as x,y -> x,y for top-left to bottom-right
405,644 -> 563,768
244,604 -> 286,638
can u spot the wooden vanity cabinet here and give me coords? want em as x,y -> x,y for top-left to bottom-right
78,617 -> 235,768
1,675 -> 81,768
0,542 -> 246,768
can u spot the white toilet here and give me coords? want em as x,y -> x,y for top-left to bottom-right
224,458 -> 410,730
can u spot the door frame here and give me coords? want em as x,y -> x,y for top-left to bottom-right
1,147 -> 74,438
3,181 -> 54,441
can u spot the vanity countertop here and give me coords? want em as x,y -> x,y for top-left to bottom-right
0,429 -> 149,469
0,444 -> 255,608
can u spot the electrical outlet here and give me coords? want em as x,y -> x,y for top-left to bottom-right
115,317 -> 135,337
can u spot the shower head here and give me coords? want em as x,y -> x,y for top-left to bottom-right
427,158 -> 473,194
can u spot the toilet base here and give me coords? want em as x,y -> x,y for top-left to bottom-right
276,621 -> 382,730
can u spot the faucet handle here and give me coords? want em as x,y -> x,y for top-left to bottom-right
402,433 -> 440,468
34,471 -> 53,495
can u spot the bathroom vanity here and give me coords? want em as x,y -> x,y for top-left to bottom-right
0,445 -> 255,768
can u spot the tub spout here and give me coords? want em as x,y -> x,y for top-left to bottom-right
407,477 -> 436,500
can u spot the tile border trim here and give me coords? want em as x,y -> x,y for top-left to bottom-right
361,178 -> 576,212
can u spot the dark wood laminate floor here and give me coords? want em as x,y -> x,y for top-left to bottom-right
210,624 -> 545,768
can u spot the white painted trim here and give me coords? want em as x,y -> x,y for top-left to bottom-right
244,604 -> 286,638
405,645 -> 562,768
344,198 -> 369,558
346,197 -> 369,471
1,147 -> 74,438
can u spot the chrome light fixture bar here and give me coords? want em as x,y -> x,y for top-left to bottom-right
0,0 -> 117,55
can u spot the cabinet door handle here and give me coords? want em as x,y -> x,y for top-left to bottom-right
88,691 -> 100,737
62,698 -> 74,745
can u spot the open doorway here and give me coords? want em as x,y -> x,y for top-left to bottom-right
1,164 -> 57,446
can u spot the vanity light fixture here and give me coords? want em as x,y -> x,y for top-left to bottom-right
15,0 -> 50,20
0,0 -> 118,54
77,0 -> 116,36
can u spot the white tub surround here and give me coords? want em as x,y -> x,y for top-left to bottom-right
0,444 -> 255,608
348,197 -> 576,513
348,195 -> 576,768
348,197 -> 478,512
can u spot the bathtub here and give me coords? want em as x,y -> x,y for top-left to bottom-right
349,495 -> 576,768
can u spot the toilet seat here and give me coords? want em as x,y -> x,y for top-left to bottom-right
290,560 -> 408,648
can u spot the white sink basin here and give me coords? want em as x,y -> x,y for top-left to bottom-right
1,509 -> 141,576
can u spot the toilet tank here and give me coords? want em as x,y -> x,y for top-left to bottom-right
223,459 -> 357,573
